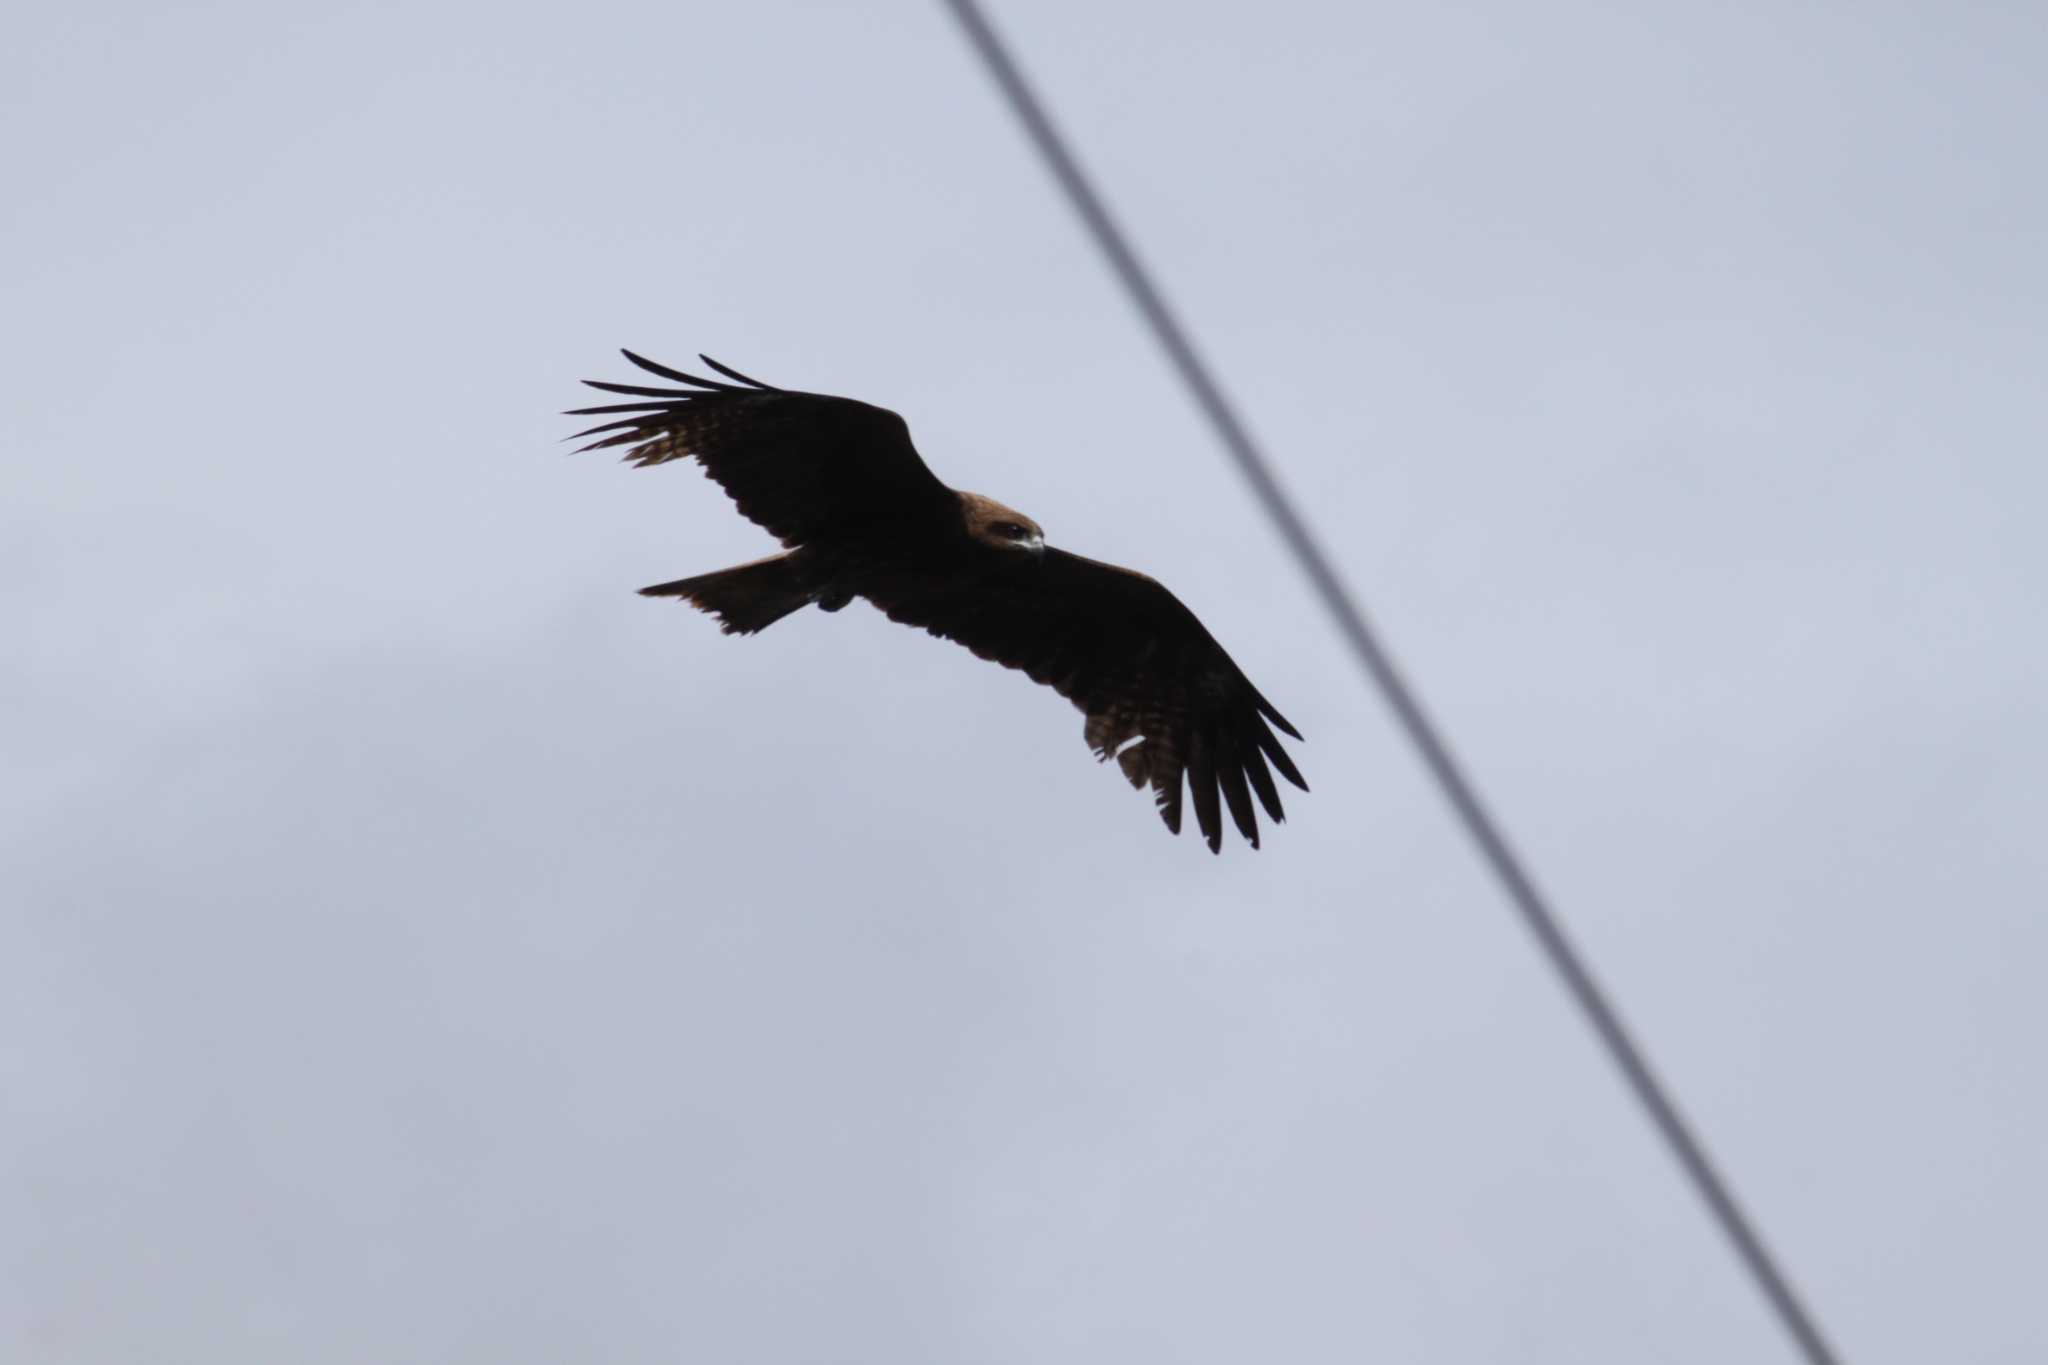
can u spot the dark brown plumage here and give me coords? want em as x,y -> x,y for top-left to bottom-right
566,351 -> 1307,851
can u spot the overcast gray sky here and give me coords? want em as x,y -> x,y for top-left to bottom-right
5,2 -> 2044,1361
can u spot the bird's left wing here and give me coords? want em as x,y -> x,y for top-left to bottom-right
869,549 -> 1307,852
566,352 -> 956,546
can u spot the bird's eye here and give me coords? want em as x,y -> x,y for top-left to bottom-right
997,522 -> 1026,538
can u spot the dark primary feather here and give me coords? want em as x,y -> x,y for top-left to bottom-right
565,351 -> 954,546
867,548 -> 1307,853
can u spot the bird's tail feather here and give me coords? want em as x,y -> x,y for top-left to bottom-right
639,554 -> 810,635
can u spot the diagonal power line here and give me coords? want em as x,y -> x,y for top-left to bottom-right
936,3 -> 1845,1363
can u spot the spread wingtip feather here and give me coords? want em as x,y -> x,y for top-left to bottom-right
621,349 -> 737,391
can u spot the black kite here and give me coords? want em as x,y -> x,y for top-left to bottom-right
567,352 -> 1307,851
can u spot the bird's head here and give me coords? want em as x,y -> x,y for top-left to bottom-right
960,492 -> 1046,556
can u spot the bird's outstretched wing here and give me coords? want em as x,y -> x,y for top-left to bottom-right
566,352 -> 955,545
870,549 -> 1307,852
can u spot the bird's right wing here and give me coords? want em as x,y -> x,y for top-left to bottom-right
566,352 -> 956,546
870,548 -> 1308,852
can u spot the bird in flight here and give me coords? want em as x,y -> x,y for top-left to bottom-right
566,351 -> 1307,851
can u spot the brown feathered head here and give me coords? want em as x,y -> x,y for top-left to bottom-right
959,491 -> 1045,555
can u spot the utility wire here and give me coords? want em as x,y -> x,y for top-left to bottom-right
937,4 -> 1844,1363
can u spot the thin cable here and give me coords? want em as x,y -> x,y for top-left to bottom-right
937,4 -> 1844,1363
